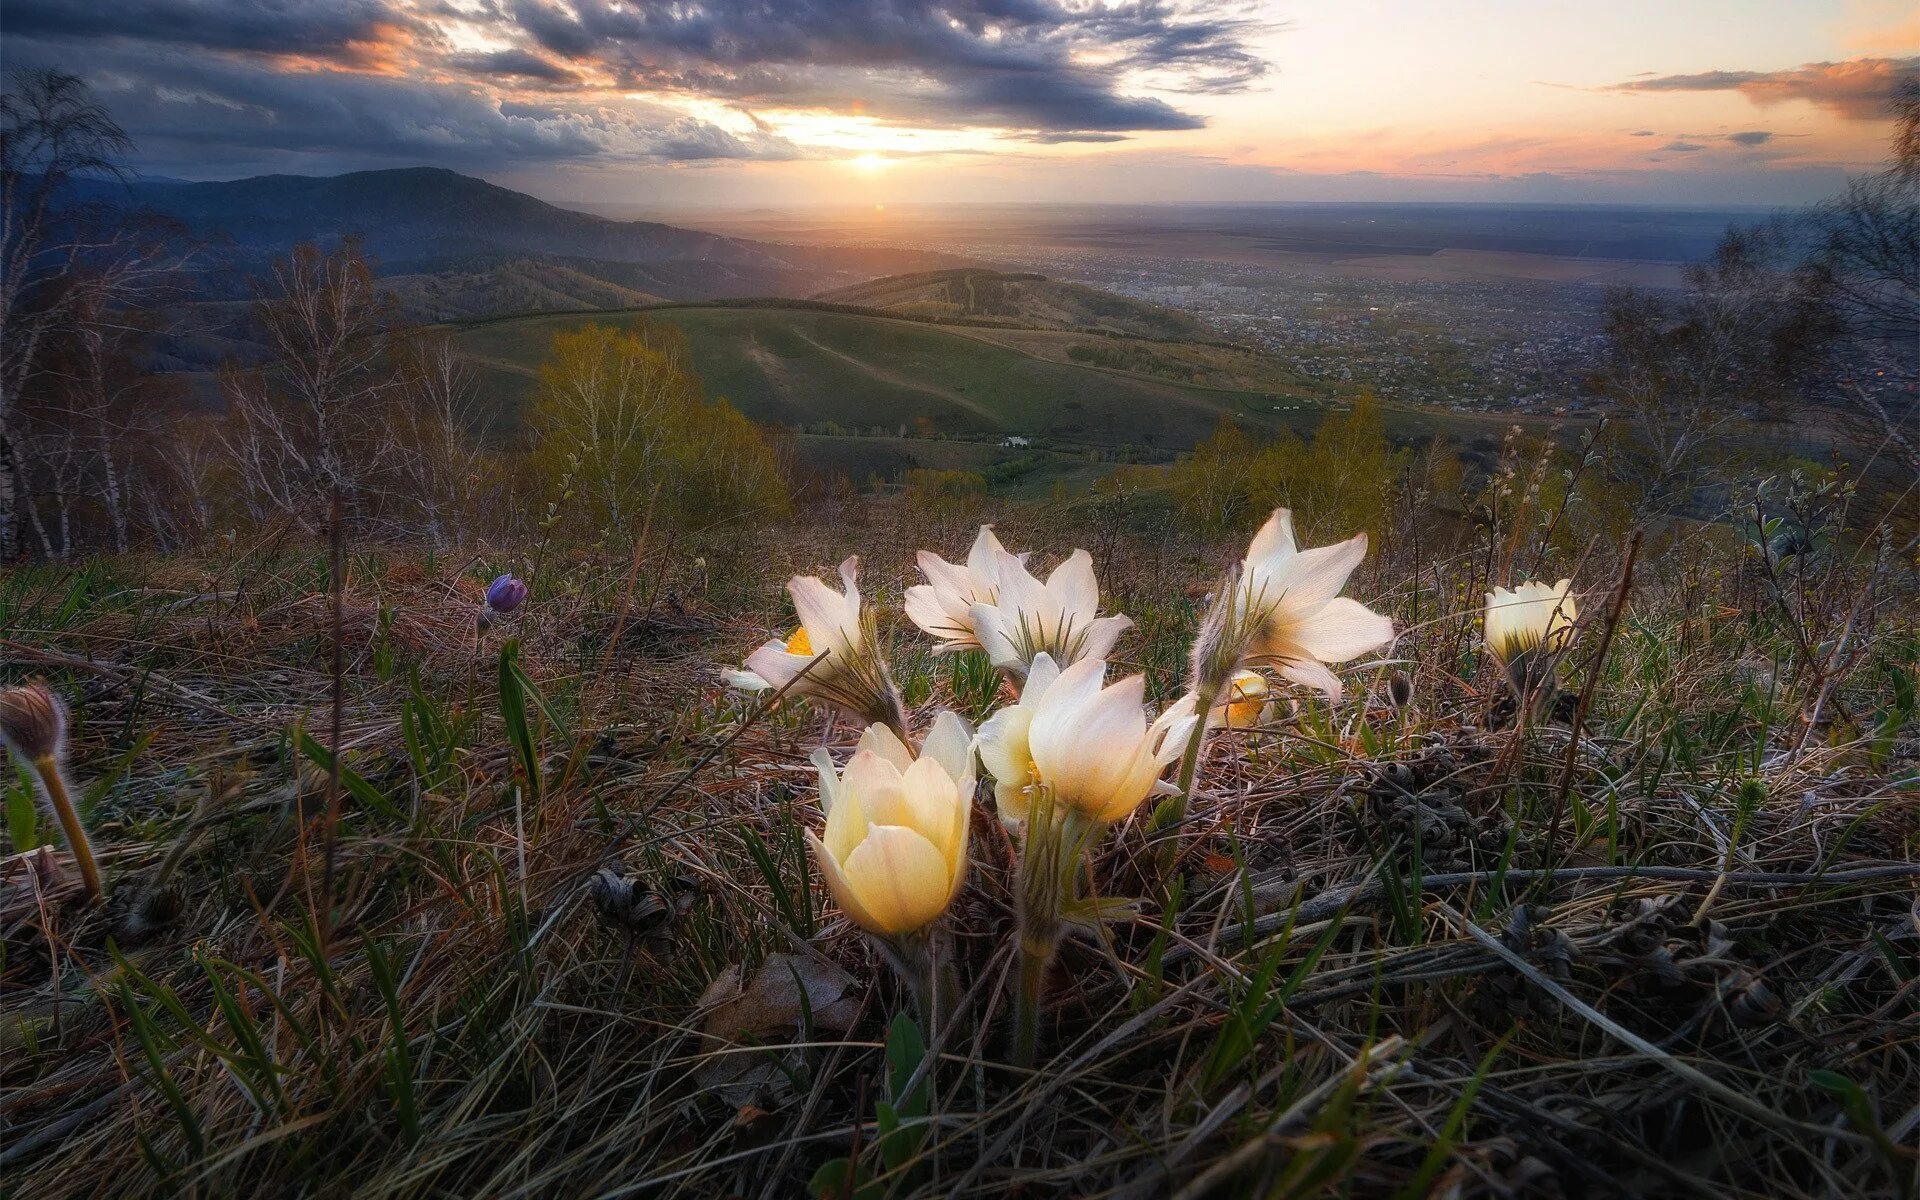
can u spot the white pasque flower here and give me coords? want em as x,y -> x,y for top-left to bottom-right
904,525 -> 1023,653
974,652 -> 1062,824
979,656 -> 1197,825
805,713 -> 976,937
1239,509 -> 1395,702
725,557 -> 901,728
967,548 -> 1131,678
1484,579 -> 1577,665
1205,669 -> 1273,730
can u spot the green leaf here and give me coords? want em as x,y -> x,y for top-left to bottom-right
809,1157 -> 879,1200
878,1013 -> 930,1172
5,763 -> 40,851
298,730 -> 406,823
497,639 -> 542,804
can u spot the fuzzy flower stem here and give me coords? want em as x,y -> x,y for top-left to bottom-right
879,689 -> 911,754
33,756 -> 102,904
1148,679 -> 1219,890
1012,792 -> 1087,1067
1151,568 -> 1245,877
877,927 -> 953,1040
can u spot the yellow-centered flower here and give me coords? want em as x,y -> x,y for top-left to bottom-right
805,714 -> 976,937
1484,580 -> 1577,664
724,557 -> 903,729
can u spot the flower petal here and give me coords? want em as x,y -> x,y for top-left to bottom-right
855,723 -> 915,774
812,746 -> 840,811
790,574 -> 856,657
966,525 -> 1008,579
744,642 -> 809,690
1261,533 -> 1368,615
1279,658 -> 1344,702
821,767 -> 870,863
1291,597 -> 1394,664
1243,508 -> 1297,573
920,710 -> 975,791
807,830 -> 887,936
900,754 -> 966,867
976,703 -> 1035,802
970,602 -> 1023,674
839,825 -> 954,935
719,668 -> 770,692
1023,652 -> 1062,703
905,583 -> 973,645
1078,613 -> 1134,665
1046,549 -> 1100,619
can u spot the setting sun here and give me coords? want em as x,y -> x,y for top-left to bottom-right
847,152 -> 890,174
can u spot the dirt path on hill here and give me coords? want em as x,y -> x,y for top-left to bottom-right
787,328 -> 1002,423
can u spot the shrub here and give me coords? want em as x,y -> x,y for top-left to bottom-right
526,323 -> 788,543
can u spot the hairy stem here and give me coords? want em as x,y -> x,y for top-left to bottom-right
1012,797 -> 1086,1066
1150,677 -> 1221,886
35,756 -> 102,904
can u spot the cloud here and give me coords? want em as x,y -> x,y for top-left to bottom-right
1,0 -> 1268,178
1659,141 -> 1706,152
448,49 -> 582,86
1726,130 -> 1774,146
511,0 -> 1266,132
2,37 -> 807,173
1010,131 -> 1134,144
1630,129 -> 1657,136
0,0 -> 405,62
1612,56 -> 1919,119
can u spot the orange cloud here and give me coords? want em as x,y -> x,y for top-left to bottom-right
1612,56 -> 1917,120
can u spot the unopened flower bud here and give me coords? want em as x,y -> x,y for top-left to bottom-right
485,574 -> 528,616
0,682 -> 66,763
1388,670 -> 1413,712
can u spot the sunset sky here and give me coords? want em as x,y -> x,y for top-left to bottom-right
3,0 -> 1915,207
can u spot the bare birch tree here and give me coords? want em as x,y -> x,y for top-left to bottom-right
2,70 -> 184,558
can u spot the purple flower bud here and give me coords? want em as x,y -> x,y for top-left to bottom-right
485,574 -> 528,615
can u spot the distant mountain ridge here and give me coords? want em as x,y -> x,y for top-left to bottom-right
73,167 -> 963,310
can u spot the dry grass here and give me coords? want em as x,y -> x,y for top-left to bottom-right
2,495 -> 1917,1199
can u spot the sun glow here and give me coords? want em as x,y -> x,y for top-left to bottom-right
848,152 -> 891,173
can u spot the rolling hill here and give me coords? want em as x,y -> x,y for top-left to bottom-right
381,259 -> 664,322
813,268 -> 1207,340
73,167 -> 963,305
443,300 -> 1539,491
450,303 -> 1302,448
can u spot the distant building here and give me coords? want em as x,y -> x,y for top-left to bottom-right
1003,436 -> 1031,448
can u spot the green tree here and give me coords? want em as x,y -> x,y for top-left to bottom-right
527,322 -> 787,543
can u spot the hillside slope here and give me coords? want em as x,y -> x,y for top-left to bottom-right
76,168 -> 962,303
814,268 -> 1207,340
382,259 -> 664,322
449,304 -> 1292,449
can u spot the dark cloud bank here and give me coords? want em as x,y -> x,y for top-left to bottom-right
0,0 -> 1269,176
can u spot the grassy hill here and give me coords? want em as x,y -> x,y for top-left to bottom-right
383,259 -> 665,322
448,300 -> 1539,480
813,268 -> 1207,340
450,303 -> 1315,451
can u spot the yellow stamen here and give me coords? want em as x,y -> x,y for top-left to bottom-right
785,627 -> 813,656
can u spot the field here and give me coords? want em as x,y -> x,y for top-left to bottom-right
445,303 -> 1561,495
451,303 -> 1309,449
2,493 -> 1916,1199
